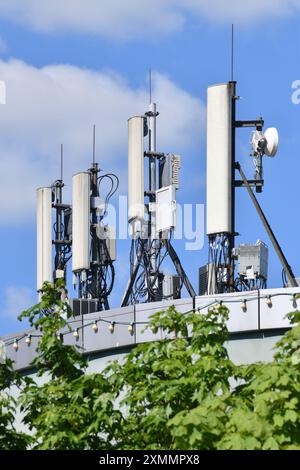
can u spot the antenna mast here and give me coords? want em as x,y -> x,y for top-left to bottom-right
121,73 -> 196,306
93,124 -> 96,167
52,145 -> 72,283
72,125 -> 118,310
231,24 -> 234,83
205,26 -> 297,293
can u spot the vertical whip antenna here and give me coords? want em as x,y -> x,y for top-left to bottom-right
93,124 -> 96,167
149,68 -> 152,104
231,24 -> 234,82
60,143 -> 63,181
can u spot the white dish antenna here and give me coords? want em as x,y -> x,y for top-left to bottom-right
250,127 -> 279,158
264,127 -> 279,157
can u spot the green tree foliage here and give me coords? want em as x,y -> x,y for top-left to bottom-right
108,304 -> 238,449
18,280 -> 120,450
0,355 -> 31,450
0,280 -> 299,450
217,310 -> 300,450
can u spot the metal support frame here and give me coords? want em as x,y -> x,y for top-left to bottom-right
52,146 -> 72,282
207,80 -> 293,294
236,163 -> 297,288
229,81 -> 237,291
235,179 -> 264,187
147,103 -> 158,299
52,178 -> 64,273
75,126 -> 116,311
165,240 -> 196,298
235,119 -> 264,129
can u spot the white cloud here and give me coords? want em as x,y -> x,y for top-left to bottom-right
0,0 -> 299,39
184,0 -> 300,23
2,285 -> 34,319
0,0 -> 185,40
0,59 -> 204,224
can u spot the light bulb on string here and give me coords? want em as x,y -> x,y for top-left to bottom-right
266,295 -> 272,308
73,328 -> 79,339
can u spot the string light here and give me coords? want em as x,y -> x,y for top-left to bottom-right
56,332 -> 63,342
2,292 -> 300,349
73,328 -> 79,339
266,295 -> 272,308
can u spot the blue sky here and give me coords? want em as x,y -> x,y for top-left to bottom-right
0,0 -> 300,335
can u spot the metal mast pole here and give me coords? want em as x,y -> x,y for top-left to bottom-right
228,25 -> 236,292
53,144 -> 64,274
229,80 -> 237,291
148,101 -> 157,279
147,70 -> 159,300
90,125 -> 101,307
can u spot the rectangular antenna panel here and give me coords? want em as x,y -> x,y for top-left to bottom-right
128,116 -> 145,224
159,154 -> 181,190
206,83 -> 233,235
72,172 -> 90,272
156,185 -> 176,234
36,187 -> 52,291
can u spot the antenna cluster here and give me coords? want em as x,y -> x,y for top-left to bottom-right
37,127 -> 118,311
202,78 -> 296,295
36,41 -> 298,313
121,74 -> 196,306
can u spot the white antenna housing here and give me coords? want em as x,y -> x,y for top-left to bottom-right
36,187 -> 52,291
264,127 -> 279,157
156,185 -> 176,234
206,83 -> 233,235
128,116 -> 145,227
250,127 -> 279,158
72,172 -> 90,272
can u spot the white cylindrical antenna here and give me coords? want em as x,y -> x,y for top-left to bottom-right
128,116 -> 145,226
36,187 -> 53,291
72,172 -> 90,272
206,83 -> 233,236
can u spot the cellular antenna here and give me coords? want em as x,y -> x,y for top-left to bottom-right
72,124 -> 118,311
231,24 -> 234,82
122,86 -> 196,306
